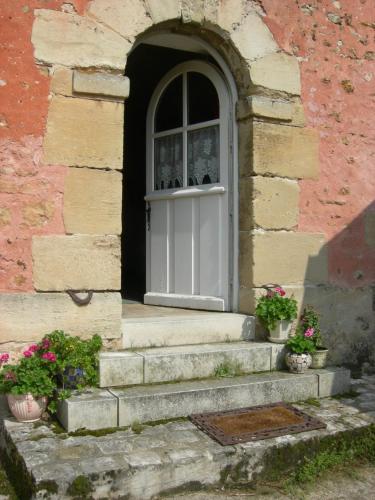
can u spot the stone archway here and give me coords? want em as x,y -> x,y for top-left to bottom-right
28,0 -> 322,344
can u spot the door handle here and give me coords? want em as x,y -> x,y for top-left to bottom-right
146,202 -> 151,231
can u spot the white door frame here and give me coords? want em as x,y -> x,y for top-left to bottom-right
132,33 -> 239,311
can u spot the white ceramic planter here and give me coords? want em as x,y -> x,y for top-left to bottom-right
311,348 -> 329,369
7,394 -> 47,423
285,353 -> 312,374
268,320 -> 293,344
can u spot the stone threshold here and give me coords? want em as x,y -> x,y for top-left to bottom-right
0,376 -> 374,499
58,368 -> 351,431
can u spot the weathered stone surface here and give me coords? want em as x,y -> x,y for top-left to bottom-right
240,176 -> 299,230
248,231 -> 327,286
365,211 -> 375,246
87,0 -> 152,42
250,52 -> 301,95
100,352 -> 144,387
43,96 -> 124,169
50,67 -> 72,96
0,292 -> 122,343
182,0 -> 204,23
250,122 -> 319,179
57,389 -> 118,431
236,96 -> 293,122
122,313 -> 255,348
73,71 -> 130,100
64,168 -> 122,235
140,342 -> 272,384
114,372 -> 319,425
145,0 -> 181,23
218,6 -> 278,61
22,201 -> 55,227
32,9 -> 130,70
291,98 -> 306,126
0,207 -> 11,227
32,235 -> 121,290
317,367 -> 351,398
2,376 -> 373,499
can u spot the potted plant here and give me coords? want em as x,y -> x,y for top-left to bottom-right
298,306 -> 329,368
255,285 -> 298,343
0,346 -> 56,422
285,333 -> 316,374
0,331 -> 103,421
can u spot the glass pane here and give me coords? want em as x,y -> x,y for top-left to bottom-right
188,125 -> 219,186
155,75 -> 183,132
188,72 -> 219,125
154,134 -> 183,190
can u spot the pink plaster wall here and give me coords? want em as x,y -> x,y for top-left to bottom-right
0,1 -> 87,292
261,0 -> 375,287
0,0 -> 374,292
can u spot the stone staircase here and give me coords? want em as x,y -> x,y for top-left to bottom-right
57,312 -> 351,432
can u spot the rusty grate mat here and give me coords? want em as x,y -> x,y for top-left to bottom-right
189,402 -> 326,446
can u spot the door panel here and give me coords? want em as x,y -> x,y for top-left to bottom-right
149,200 -> 168,293
174,198 -> 193,294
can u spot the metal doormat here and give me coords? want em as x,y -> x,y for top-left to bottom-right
189,402 -> 326,446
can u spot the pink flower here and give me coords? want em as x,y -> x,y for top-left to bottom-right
304,327 -> 314,338
28,344 -> 38,353
0,353 -> 9,363
23,350 -> 33,358
42,352 -> 56,362
4,371 -> 16,382
274,287 -> 286,297
41,339 -> 51,350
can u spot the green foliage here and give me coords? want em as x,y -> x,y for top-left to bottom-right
43,330 -> 102,388
297,305 -> 322,347
0,331 -> 102,414
287,426 -> 375,489
255,288 -> 298,331
214,360 -> 244,378
0,355 -> 55,398
286,334 -> 316,354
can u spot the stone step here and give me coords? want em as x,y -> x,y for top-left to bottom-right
121,312 -> 255,349
4,381 -> 374,499
58,367 -> 351,431
99,341 -> 286,388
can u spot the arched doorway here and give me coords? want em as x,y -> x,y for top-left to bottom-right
122,35 -> 238,312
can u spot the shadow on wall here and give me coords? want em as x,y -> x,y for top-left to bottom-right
300,200 -> 375,369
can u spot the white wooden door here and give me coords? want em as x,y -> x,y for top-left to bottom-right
145,61 -> 231,311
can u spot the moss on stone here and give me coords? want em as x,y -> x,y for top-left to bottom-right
304,398 -> 321,407
259,424 -> 375,487
36,480 -> 59,495
67,475 -> 93,498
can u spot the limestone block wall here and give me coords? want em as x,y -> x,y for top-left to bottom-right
0,0 -> 374,365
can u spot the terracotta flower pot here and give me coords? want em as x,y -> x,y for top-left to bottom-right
7,394 -> 47,423
311,348 -> 329,369
268,320 -> 293,344
285,352 -> 312,374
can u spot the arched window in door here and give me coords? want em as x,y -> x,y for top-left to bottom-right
151,64 -> 223,191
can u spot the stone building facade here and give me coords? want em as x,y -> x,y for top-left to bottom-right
0,0 -> 374,366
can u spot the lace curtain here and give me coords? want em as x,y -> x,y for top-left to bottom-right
154,134 -> 183,190
188,125 -> 219,186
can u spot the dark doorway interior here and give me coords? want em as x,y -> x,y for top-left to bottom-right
122,43 -> 214,301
